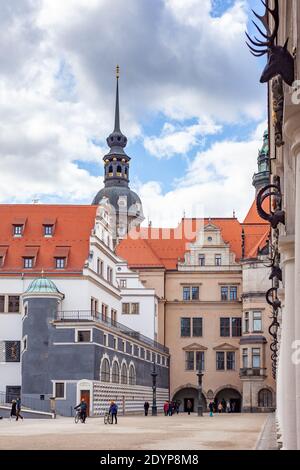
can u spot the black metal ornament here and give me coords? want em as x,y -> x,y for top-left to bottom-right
246,0 -> 295,86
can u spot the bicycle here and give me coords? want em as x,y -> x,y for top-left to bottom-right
74,409 -> 86,423
104,412 -> 113,425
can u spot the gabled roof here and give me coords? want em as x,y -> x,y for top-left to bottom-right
117,201 -> 270,270
0,205 -> 97,274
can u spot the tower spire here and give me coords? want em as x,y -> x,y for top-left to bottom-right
114,65 -> 120,132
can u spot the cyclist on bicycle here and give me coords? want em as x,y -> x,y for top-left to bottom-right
74,398 -> 87,423
109,401 -> 118,424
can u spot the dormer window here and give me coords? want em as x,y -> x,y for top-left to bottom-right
44,225 -> 53,236
54,247 -> 69,269
14,225 -> 23,236
56,258 -> 65,269
24,258 -> 33,269
12,218 -> 26,237
43,218 -> 56,237
22,247 -> 39,269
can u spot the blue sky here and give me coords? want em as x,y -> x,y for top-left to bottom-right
0,0 -> 268,226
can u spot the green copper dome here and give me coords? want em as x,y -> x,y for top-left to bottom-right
26,277 -> 61,294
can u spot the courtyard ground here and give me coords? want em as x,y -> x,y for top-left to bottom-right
0,413 -> 272,451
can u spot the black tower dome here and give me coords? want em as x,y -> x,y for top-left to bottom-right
92,66 -> 144,238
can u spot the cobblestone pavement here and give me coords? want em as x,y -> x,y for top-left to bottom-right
0,413 -> 270,450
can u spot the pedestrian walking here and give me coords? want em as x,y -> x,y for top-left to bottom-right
226,401 -> 231,413
167,401 -> 173,416
218,402 -> 223,414
109,401 -> 118,424
175,401 -> 180,414
209,401 -> 214,417
221,398 -> 226,412
144,401 -> 150,416
163,401 -> 169,416
10,400 -> 17,420
16,397 -> 24,421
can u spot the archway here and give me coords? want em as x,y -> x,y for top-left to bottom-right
172,387 -> 207,413
215,388 -> 242,413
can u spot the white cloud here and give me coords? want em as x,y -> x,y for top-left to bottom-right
0,0 -> 266,206
136,121 -> 266,227
144,120 -> 222,159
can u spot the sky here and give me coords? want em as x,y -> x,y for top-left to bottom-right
0,0 -> 268,227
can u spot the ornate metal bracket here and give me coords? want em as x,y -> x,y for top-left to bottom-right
256,183 -> 285,229
272,76 -> 284,147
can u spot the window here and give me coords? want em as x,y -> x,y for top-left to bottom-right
0,296 -> 5,313
112,362 -> 120,384
23,258 -> 33,269
221,287 -> 228,301
183,286 -> 199,301
122,303 -> 130,315
8,296 -> 20,313
185,351 -> 194,371
196,351 -> 205,371
121,363 -> 127,384
131,303 -> 139,315
0,256 -> 3,267
244,312 -> 249,333
101,304 -> 108,322
101,358 -> 110,382
215,254 -> 222,266
192,318 -> 203,337
119,279 -> 127,288
113,337 -> 118,350
56,258 -> 65,269
55,382 -> 65,399
230,286 -> 238,301
97,259 -> 104,276
227,352 -> 235,370
107,267 -> 113,283
0,341 -> 21,363
111,309 -> 117,325
199,254 -> 205,266
183,287 -> 190,301
216,352 -> 225,370
129,365 -> 136,385
44,225 -> 53,236
258,389 -> 273,408
181,318 -> 191,337
14,225 -> 23,236
253,311 -> 262,332
232,318 -> 242,337
220,318 -> 230,337
103,334 -> 108,347
252,348 -> 261,368
77,331 -> 91,343
242,348 -> 248,368
192,286 -> 199,300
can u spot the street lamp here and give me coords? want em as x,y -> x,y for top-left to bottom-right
197,359 -> 204,416
151,360 -> 158,416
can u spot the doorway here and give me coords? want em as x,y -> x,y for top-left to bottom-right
80,390 -> 90,416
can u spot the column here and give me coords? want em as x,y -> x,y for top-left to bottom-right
280,243 -> 297,449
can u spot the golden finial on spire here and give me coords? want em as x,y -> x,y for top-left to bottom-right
116,65 -> 120,79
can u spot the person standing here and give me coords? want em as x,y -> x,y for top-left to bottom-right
209,401 -> 214,417
167,401 -> 173,416
226,401 -> 231,413
109,401 -> 118,424
221,398 -> 226,413
218,402 -> 223,414
163,401 -> 169,416
15,398 -> 23,421
144,401 -> 150,416
175,401 -> 180,415
186,400 -> 193,416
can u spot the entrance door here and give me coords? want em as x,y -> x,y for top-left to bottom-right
184,398 -> 194,413
80,390 -> 90,416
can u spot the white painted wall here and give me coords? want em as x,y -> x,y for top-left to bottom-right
0,313 -> 22,394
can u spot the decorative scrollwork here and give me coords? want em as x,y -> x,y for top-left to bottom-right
256,184 -> 285,229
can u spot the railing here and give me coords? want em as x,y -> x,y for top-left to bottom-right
240,368 -> 267,377
56,310 -> 169,354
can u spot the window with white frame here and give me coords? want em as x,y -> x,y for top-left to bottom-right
77,330 -> 91,343
23,258 -> 34,269
119,279 -> 127,288
252,348 -> 261,368
244,312 -> 250,333
253,311 -> 262,332
242,348 -> 248,368
55,382 -> 65,399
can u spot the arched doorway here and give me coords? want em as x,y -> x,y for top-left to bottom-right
173,387 -> 207,413
215,388 -> 242,413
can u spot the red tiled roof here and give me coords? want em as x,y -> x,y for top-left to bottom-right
117,201 -> 270,270
0,205 -> 97,274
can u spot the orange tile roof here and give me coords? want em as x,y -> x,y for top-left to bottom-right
117,201 -> 270,270
0,205 -> 97,275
